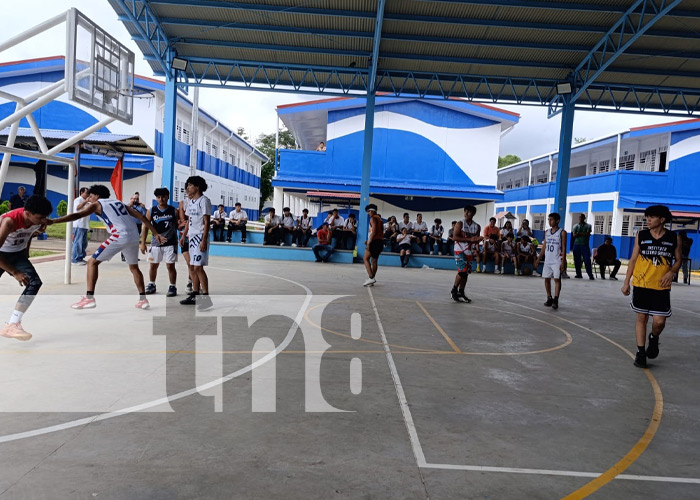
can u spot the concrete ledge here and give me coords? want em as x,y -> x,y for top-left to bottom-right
209,242 -> 354,263
378,252 -> 455,270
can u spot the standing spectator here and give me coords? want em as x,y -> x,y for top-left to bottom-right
450,205 -> 481,303
312,223 -> 333,262
325,209 -> 345,248
534,213 -> 567,310
517,218 -> 533,240
396,228 -> 415,267
412,213 -> 430,253
500,220 -> 514,240
678,230 -> 693,284
264,208 -> 282,245
446,221 -> 457,256
226,202 -> 248,243
484,217 -> 500,241
428,218 -> 444,255
211,204 -> 227,242
71,187 -> 90,265
383,215 -> 399,251
622,205 -> 682,368
128,193 -> 147,235
572,213 -> 595,280
500,232 -> 518,274
594,237 -> 622,280
482,234 -> 501,273
363,204 -> 385,286
9,186 -> 28,210
293,208 -> 313,247
280,207 -> 296,246
340,213 -> 358,250
516,235 -> 536,275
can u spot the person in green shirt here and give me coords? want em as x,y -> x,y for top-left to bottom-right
572,213 -> 594,280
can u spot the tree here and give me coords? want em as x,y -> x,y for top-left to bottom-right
255,128 -> 297,212
498,154 -> 521,169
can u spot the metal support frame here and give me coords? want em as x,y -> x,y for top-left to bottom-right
161,67 -> 178,196
356,0 -> 385,259
553,97 -> 575,223
111,0 -> 170,76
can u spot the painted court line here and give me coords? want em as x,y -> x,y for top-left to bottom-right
416,300 -> 462,353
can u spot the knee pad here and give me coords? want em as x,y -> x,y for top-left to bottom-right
23,275 -> 42,296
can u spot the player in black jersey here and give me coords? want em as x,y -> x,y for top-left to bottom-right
140,188 -> 179,297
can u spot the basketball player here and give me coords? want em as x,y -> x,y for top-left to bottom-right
140,187 -> 178,297
179,176 -> 213,310
52,185 -> 166,310
451,205 -> 481,303
534,213 -> 567,310
363,204 -> 384,286
0,195 -> 53,341
177,199 -> 194,294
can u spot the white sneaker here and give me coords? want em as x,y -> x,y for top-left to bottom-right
291,243 -> 297,247
363,277 -> 376,287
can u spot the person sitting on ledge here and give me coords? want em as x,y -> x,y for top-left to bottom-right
428,218 -> 444,255
211,204 -> 227,242
293,208 -> 313,247
516,235 -> 536,275
340,213 -> 358,250
264,208 -> 282,245
384,215 -> 399,252
500,232 -> 518,274
226,202 -> 247,243
280,207 -> 296,246
482,234 -> 501,273
396,227 -> 416,268
412,213 -> 430,253
594,236 -> 622,280
312,223 -> 334,262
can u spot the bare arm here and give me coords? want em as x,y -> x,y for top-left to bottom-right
52,203 -> 98,224
659,235 -> 684,288
621,237 -> 641,295
140,209 -> 151,247
126,205 -> 165,244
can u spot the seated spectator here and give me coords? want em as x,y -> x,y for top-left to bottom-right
280,207 -> 296,246
294,208 -> 313,247
264,208 -> 282,245
227,202 -> 248,243
396,227 -> 416,268
500,220 -> 514,240
516,235 -> 536,275
482,234 -> 501,272
428,218 -> 444,255
412,213 -> 430,253
312,223 -> 334,262
484,217 -> 500,241
500,232 -> 518,274
325,209 -> 345,248
384,215 -> 399,251
446,221 -> 457,256
211,204 -> 227,242
340,213 -> 358,250
594,236 -> 622,280
316,141 -> 326,152
517,219 -> 534,240
398,212 -> 412,235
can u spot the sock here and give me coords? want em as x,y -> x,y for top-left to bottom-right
201,292 -> 208,296
148,282 -> 155,286
86,291 -> 94,298
637,346 -> 646,354
170,282 -> 176,286
451,286 -> 458,293
139,293 -> 147,300
9,310 -> 24,324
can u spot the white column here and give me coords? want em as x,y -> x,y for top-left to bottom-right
610,193 -> 623,238
548,154 -> 553,182
615,133 -> 621,170
273,186 -> 284,214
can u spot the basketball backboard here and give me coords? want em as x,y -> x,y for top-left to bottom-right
66,8 -> 135,125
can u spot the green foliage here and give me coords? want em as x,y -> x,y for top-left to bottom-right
57,200 -> 68,216
0,201 -> 9,215
255,128 -> 297,211
498,154 -> 522,169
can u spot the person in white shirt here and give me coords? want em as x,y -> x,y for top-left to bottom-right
281,207 -> 296,246
340,213 -> 358,249
412,213 -> 429,253
534,213 -> 567,310
294,208 -> 313,247
226,202 -> 248,243
398,212 -> 413,234
179,176 -> 213,310
396,227 -> 416,267
264,208 -> 282,245
428,218 -> 444,255
71,187 -> 90,265
211,204 -> 227,242
324,209 -> 345,248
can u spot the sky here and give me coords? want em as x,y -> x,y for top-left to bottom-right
1,0 -> 680,160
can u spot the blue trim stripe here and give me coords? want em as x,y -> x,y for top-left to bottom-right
516,205 -> 527,214
592,200 -> 614,212
530,204 -> 547,213
569,201 -> 589,213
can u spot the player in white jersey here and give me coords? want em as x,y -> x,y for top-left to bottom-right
179,176 -> 213,310
450,205 -> 481,303
534,212 -> 567,310
52,184 -> 166,310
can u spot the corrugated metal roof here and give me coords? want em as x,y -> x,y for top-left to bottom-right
0,128 -> 155,156
110,0 -> 700,115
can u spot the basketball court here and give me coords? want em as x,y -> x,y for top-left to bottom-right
0,255 -> 698,499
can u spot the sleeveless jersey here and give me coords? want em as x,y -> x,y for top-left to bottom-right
186,195 -> 212,237
544,228 -> 563,261
150,205 -> 177,247
97,199 -> 139,241
369,214 -> 384,241
0,208 -> 40,252
632,229 -> 678,290
454,219 -> 480,254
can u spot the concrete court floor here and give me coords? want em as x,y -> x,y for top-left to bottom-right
0,255 -> 698,500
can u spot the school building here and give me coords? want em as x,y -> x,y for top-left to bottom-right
495,119 -> 700,261
0,56 -> 264,218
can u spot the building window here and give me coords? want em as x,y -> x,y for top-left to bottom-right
182,127 -> 190,145
622,214 -> 648,236
589,162 -> 598,176
599,159 -> 610,173
618,154 -> 635,170
594,215 -> 605,234
639,150 -> 657,172
533,215 -> 545,231
176,119 -> 183,142
205,140 -> 212,156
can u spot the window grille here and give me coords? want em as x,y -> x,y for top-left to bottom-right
594,215 -> 605,234
533,216 -> 545,231
639,150 -> 657,172
619,154 -> 635,170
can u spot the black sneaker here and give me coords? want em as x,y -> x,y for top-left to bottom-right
458,291 -> 472,303
609,276 -> 618,281
145,283 -> 156,295
574,275 -> 583,279
450,289 -> 461,302
166,285 -> 177,297
544,297 -> 554,307
551,297 -> 559,310
634,352 -> 647,368
647,334 -> 660,359
180,293 -> 197,305
197,294 -> 213,311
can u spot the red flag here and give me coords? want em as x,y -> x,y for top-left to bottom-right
110,158 -> 123,201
